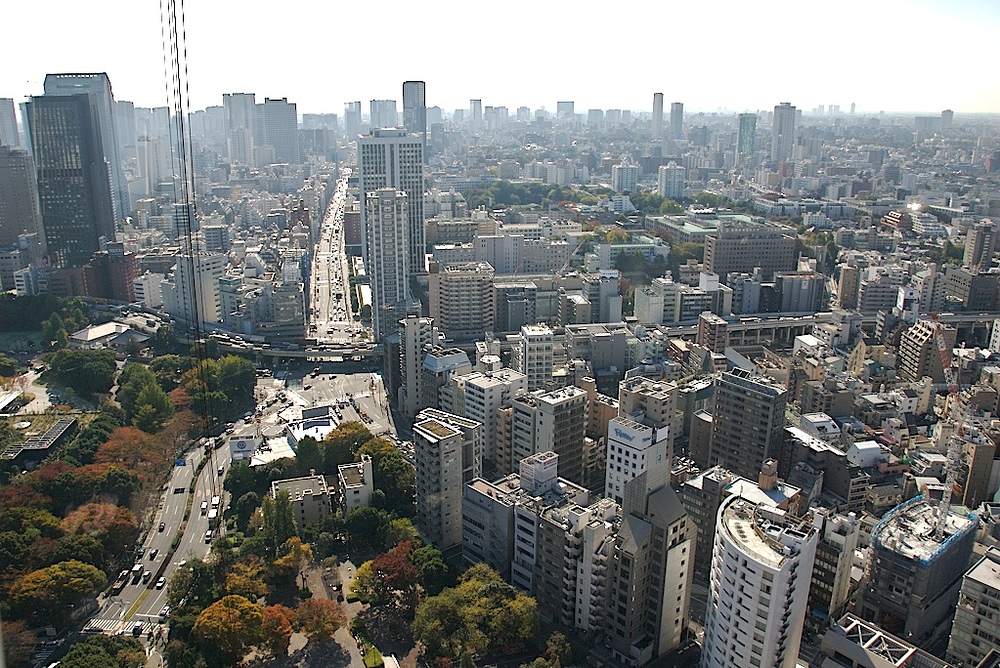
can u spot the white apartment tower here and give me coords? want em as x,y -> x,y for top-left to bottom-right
651,93 -> 664,138
358,128 -> 425,277
658,162 -> 685,200
399,315 -> 436,419
509,386 -> 588,484
450,368 -> 527,465
365,188 -> 411,340
161,252 -> 225,326
702,497 -> 819,668
512,323 -> 554,391
611,163 -> 639,194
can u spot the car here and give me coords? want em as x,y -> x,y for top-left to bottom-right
204,530 -> 213,543
132,622 -> 144,637
155,576 -> 166,589
149,548 -> 159,560
158,605 -> 171,622
137,547 -> 146,559
158,521 -> 166,532
142,570 -> 152,583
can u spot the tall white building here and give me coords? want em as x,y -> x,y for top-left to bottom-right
358,128 -> 425,278
651,93 -> 663,138
670,102 -> 684,140
657,161 -> 685,200
369,99 -> 398,129
702,496 -> 818,668
449,368 -> 527,465
509,386 -> 587,484
414,408 -> 482,549
606,416 -> 671,507
398,314 -> 436,419
771,102 -> 797,162
161,252 -> 225,326
365,188 -> 411,340
511,323 -> 554,391
611,163 -> 639,194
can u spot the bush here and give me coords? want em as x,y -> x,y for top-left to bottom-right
363,645 -> 384,668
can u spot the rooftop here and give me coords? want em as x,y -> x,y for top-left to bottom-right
720,497 -> 813,569
271,474 -> 328,501
964,546 -> 1000,591
872,496 -> 978,563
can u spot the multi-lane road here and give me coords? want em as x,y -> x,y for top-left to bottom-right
85,439 -> 227,637
311,169 -> 367,345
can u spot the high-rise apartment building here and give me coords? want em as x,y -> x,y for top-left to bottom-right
344,101 -> 362,137
449,368 -> 527,465
509,386 -> 587,484
670,102 -> 684,140
702,497 -> 818,668
414,408 -> 482,549
771,101 -> 796,162
399,314 -> 436,419
259,97 -> 299,164
651,93 -> 664,138
402,81 -> 426,156
25,94 -> 115,268
427,260 -> 495,341
696,311 -> 728,354
657,161 -> 685,200
737,112 -> 756,159
365,188 -> 411,340
42,73 -> 127,220
709,368 -> 787,480
897,318 -> 956,382
611,163 -> 639,194
0,98 -> 19,146
358,128 -> 425,277
161,252 -> 225,326
369,99 -> 398,129
946,547 -> 1000,668
964,221 -> 997,268
857,496 -> 978,648
511,323 -> 554,391
0,147 -> 43,249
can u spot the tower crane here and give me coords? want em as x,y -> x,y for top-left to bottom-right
931,314 -> 967,535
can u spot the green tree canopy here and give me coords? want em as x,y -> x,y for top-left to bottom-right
46,349 -> 117,397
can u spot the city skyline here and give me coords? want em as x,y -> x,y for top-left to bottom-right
1,0 -> 998,115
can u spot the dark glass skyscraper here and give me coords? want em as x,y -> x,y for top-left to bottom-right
26,94 -> 114,268
402,80 -> 426,158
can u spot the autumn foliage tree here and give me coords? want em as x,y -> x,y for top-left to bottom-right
223,556 -> 269,601
259,604 -> 297,658
9,559 -> 107,620
296,598 -> 346,643
192,595 -> 263,665
351,540 -> 418,609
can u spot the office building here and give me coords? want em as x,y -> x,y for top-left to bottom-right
509,386 -> 587,484
0,98 -> 18,146
469,99 -> 482,127
704,224 -> 797,280
947,547 -> 1000,668
657,161 -> 685,200
25,94 -> 115,268
511,323 -> 554,391
652,93 -> 663,138
771,102 -> 796,162
709,368 -> 788,480
702,496 -> 818,668
605,414 -> 670,506
696,311 -> 728,354
0,147 -> 43,248
365,188 -> 411,340
611,163 -> 639,194
737,112 -> 756,159
964,221 -> 997,268
358,128 -> 425,276
259,97 -> 299,164
369,99 -> 398,129
427,260 -> 495,341
449,368 -> 527,465
857,496 -> 978,648
670,102 -> 683,140
414,408 -> 482,549
343,101 -> 362,137
809,508 -> 861,620
42,73 -> 127,220
270,473 -> 333,533
402,80 -> 426,156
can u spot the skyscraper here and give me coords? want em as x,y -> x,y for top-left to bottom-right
708,368 -> 787,480
365,188 -> 411,340
771,101 -> 796,162
343,101 -> 362,137
223,93 -> 256,163
670,101 -> 683,140
369,99 -> 398,129
469,99 -> 482,128
651,93 -> 663,138
358,128 -> 425,280
556,101 -> 575,120
402,81 -> 426,157
0,146 -> 43,248
259,97 -> 299,164
737,112 -> 756,159
25,94 -> 115,268
0,98 -> 19,146
42,73 -> 127,220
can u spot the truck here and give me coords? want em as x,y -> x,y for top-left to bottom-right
111,569 -> 129,594
130,563 -> 143,583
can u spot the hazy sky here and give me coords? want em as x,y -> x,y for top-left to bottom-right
3,0 -> 998,116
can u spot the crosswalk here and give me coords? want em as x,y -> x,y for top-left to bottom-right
82,617 -> 121,633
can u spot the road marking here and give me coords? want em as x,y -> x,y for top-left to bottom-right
125,590 -> 150,619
